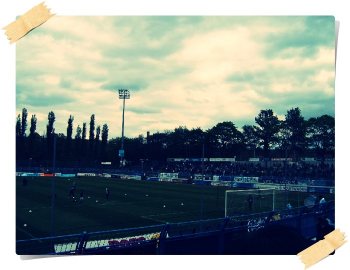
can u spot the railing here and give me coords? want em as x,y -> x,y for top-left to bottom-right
16,201 -> 334,255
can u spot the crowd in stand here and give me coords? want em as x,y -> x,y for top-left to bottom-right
159,161 -> 335,183
17,159 -> 335,185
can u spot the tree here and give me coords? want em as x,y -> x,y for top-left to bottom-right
242,125 -> 259,158
67,115 -> 74,141
81,122 -> 87,160
148,131 -> 170,160
74,125 -> 82,163
282,107 -> 306,159
95,125 -> 101,141
21,108 -> 28,137
15,107 -> 335,166
29,115 -> 37,137
46,111 -> 55,138
187,127 -> 205,157
28,114 -> 38,160
254,109 -> 280,157
65,115 -> 74,159
101,124 -> 109,159
168,126 -> 190,157
75,125 -> 82,140
306,115 -> 335,159
101,124 -> 109,145
207,121 -> 243,157
88,114 -> 95,161
16,114 -> 21,137
94,125 -> 101,160
16,114 -> 22,159
89,114 -> 95,142
46,111 -> 56,162
82,123 -> 87,140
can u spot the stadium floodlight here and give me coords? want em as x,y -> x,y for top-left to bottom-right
51,131 -> 57,237
118,89 -> 131,167
119,88 -> 130,99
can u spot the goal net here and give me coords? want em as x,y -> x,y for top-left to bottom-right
225,188 -> 276,217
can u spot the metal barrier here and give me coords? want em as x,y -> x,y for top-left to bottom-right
16,201 -> 334,255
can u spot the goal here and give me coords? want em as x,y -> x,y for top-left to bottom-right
225,188 -> 276,217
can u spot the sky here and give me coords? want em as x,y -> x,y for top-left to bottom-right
16,16 -> 335,138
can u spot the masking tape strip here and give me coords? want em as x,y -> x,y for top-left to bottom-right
297,229 -> 346,269
3,2 -> 54,43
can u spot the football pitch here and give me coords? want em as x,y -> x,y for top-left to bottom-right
16,176 -> 333,240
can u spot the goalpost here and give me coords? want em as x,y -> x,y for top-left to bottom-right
225,188 -> 276,217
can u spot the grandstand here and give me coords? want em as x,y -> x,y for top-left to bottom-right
17,157 -> 335,184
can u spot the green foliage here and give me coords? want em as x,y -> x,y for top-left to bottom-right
46,111 -> 55,138
306,115 -> 335,158
254,109 -> 280,157
242,125 -> 259,157
82,123 -> 87,140
282,107 -> 307,158
89,114 -> 95,141
66,115 -> 74,141
15,108 -> 334,165
207,121 -> 243,157
95,125 -> 101,141
21,108 -> 28,137
30,115 -> 37,137
75,125 -> 82,140
101,124 -> 109,145
16,114 -> 21,137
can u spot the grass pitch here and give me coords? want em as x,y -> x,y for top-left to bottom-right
16,176 -> 333,240
17,177 -> 227,240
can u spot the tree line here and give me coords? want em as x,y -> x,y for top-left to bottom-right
16,107 -> 334,167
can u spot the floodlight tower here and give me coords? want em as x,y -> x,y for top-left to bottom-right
118,89 -> 130,167
50,130 -> 56,237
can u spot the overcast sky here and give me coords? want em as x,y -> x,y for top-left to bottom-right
16,16 -> 335,138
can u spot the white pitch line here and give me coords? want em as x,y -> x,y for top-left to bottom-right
99,200 -> 134,205
16,226 -> 42,242
140,216 -> 168,223
144,212 -> 185,218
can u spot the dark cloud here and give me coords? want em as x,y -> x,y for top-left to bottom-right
16,16 -> 335,137
227,67 -> 319,86
16,80 -> 76,108
17,93 -> 73,107
59,78 -> 73,89
100,63 -> 191,94
128,106 -> 161,114
101,82 -> 149,93
263,16 -> 335,58
102,45 -> 179,60
255,90 -> 335,119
